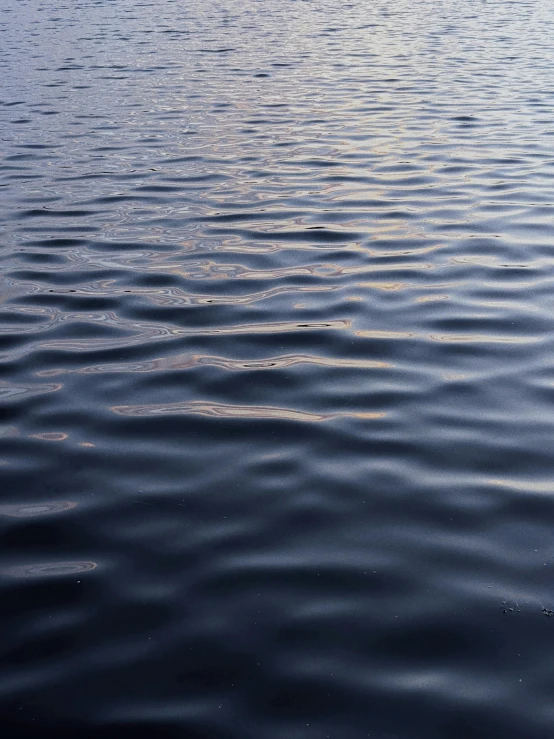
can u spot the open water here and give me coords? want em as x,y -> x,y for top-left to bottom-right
2,1 -> 554,737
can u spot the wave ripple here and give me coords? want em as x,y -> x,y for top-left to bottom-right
2,1 -> 554,737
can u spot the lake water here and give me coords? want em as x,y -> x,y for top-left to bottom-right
2,1 -> 554,737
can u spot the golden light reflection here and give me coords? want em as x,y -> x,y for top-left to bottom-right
489,479 -> 554,494
111,400 -> 385,422
356,330 -> 541,345
357,330 -> 417,339
429,333 -> 540,344
357,281 -> 456,292
416,295 -> 449,303
159,260 -> 432,280
35,351 -> 390,375
357,282 -> 409,291
35,369 -> 65,378
443,373 -> 469,382
30,432 -> 68,442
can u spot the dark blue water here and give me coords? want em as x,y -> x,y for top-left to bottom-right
2,1 -> 554,737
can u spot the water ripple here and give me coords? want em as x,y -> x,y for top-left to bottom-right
2,0 -> 554,737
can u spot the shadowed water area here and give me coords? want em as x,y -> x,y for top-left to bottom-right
1,0 -> 554,737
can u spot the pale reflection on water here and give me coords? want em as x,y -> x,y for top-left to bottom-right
2,561 -> 96,578
0,501 -> 77,518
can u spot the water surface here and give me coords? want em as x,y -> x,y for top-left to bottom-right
2,1 -> 554,737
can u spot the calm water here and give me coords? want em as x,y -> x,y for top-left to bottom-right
1,0 -> 554,736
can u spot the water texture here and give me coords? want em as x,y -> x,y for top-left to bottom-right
1,0 -> 554,736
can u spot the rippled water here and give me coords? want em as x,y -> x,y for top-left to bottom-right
2,0 -> 554,736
